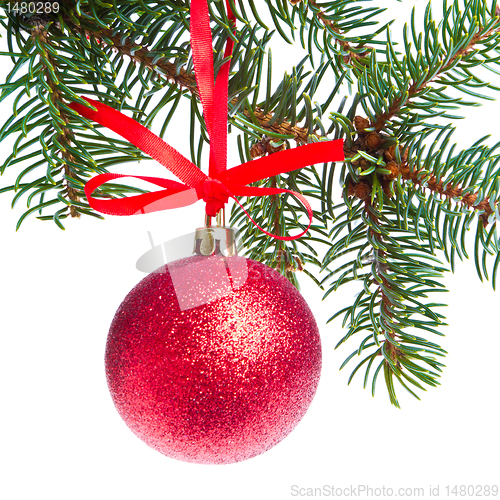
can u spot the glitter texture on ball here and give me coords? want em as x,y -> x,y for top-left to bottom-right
105,255 -> 321,464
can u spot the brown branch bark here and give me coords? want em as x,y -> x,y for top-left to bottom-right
396,161 -> 493,226
33,24 -> 80,217
77,24 -> 313,144
348,134 -> 495,226
367,208 -> 399,362
307,0 -> 371,64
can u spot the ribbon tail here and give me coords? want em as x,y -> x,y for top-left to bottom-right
227,185 -> 313,241
220,139 -> 345,186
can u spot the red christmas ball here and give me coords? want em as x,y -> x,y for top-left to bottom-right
105,255 -> 321,464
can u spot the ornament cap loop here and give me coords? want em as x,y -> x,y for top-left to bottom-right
194,226 -> 238,257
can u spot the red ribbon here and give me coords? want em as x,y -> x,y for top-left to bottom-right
69,0 -> 344,241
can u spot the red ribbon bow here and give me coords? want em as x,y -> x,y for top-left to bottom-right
69,0 -> 344,241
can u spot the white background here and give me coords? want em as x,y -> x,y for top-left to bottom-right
0,2 -> 499,499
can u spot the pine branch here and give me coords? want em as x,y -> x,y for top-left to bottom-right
0,10 -> 152,228
344,120 -> 500,284
372,2 -> 500,131
322,196 -> 449,407
386,149 -> 495,227
348,121 -> 496,226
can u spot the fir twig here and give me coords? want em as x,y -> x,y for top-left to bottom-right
307,0 -> 372,64
32,23 -> 80,217
74,24 -> 198,95
71,20 -> 314,143
373,5 -> 500,131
